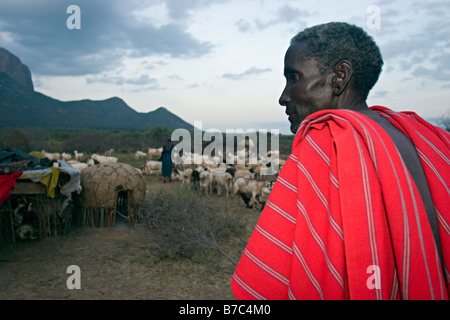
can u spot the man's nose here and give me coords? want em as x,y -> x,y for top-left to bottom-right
279,86 -> 290,106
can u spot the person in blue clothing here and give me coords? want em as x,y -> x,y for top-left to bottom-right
161,138 -> 174,183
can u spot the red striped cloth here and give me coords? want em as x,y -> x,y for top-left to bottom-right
231,106 -> 450,300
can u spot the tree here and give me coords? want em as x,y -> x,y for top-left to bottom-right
436,111 -> 450,132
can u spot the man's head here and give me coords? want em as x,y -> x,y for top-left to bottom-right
279,22 -> 384,133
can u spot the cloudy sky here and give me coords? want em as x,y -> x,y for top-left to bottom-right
0,0 -> 449,134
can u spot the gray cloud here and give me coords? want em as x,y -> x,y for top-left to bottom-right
413,52 -> 450,82
255,4 -> 310,31
235,4 -> 310,33
222,66 -> 272,80
234,19 -> 252,33
86,74 -> 158,86
369,90 -> 388,98
0,0 -> 213,76
186,83 -> 201,89
164,0 -> 231,20
367,1 -> 450,87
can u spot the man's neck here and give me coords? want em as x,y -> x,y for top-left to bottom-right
336,95 -> 369,112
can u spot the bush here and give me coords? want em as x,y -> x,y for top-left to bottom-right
141,187 -> 247,266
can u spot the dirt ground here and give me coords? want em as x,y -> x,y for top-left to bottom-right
0,175 -> 261,300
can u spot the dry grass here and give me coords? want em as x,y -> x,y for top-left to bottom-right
0,175 -> 261,300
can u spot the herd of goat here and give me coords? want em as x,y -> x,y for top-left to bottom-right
143,148 -> 284,210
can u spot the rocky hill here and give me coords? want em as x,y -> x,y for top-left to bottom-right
0,47 -> 193,131
0,48 -> 34,91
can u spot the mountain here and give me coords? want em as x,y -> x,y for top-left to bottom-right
0,48 -> 33,91
0,48 -> 193,131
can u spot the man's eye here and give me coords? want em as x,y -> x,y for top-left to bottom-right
290,74 -> 300,82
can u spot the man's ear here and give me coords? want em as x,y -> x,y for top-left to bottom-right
332,60 -> 353,96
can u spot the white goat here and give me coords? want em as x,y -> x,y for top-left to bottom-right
212,172 -> 233,197
41,150 -> 61,161
233,178 -> 267,209
91,153 -> 118,164
148,147 -> 163,160
232,169 -> 254,182
177,168 -> 193,189
145,160 -> 162,175
135,150 -> 147,159
61,152 -> 72,161
70,162 -> 89,172
199,171 -> 213,195
74,150 -> 84,161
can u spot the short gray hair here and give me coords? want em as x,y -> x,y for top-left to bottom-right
291,22 -> 383,100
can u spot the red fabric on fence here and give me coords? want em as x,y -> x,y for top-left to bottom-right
0,172 -> 22,206
231,106 -> 450,300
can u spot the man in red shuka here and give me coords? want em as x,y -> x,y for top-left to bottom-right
231,22 -> 449,300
